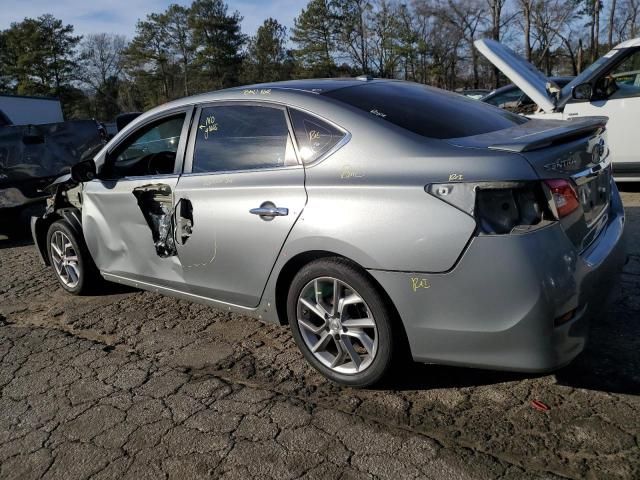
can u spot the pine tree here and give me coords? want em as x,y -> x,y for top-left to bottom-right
291,0 -> 337,77
243,18 -> 291,84
188,0 -> 247,89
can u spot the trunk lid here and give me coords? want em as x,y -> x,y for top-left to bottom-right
475,39 -> 557,113
446,116 -> 608,176
448,116 -> 611,251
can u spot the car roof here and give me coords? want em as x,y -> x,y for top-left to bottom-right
228,78 -> 381,94
142,78 -> 389,115
614,37 -> 640,49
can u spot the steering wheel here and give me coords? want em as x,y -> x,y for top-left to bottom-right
145,151 -> 176,175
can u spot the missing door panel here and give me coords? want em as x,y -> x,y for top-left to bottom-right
132,184 -> 176,258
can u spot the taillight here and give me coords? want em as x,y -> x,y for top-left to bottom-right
544,179 -> 579,218
427,181 -> 554,235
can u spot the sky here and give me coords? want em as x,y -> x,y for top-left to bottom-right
0,0 -> 307,38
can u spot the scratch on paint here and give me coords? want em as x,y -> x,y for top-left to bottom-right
184,231 -> 217,269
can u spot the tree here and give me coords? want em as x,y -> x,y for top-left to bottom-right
518,0 -> 534,61
486,0 -> 510,88
611,0 -> 640,42
438,0 -> 486,88
332,0 -> 372,74
78,33 -> 126,119
242,18 -> 291,83
189,0 -> 246,89
165,4 -> 195,96
123,13 -> 173,105
368,0 -> 401,78
394,2 -> 420,81
291,0 -> 337,77
581,0 -> 603,62
1,14 -> 80,96
0,31 -> 11,91
608,0 -> 617,46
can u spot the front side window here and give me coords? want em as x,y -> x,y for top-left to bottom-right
191,105 -> 297,173
484,88 -> 524,108
603,49 -> 640,99
561,50 -> 625,101
289,109 -> 346,164
106,114 -> 185,178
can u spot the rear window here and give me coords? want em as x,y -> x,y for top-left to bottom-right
323,81 -> 528,139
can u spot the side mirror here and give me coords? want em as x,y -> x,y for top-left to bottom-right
70,159 -> 97,183
572,83 -> 593,101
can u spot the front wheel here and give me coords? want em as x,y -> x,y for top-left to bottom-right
287,258 -> 397,387
46,220 -> 100,295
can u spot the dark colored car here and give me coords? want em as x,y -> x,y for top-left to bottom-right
481,77 -> 574,113
0,120 -> 105,235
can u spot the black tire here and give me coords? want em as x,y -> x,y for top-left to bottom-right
46,219 -> 100,295
287,257 -> 397,388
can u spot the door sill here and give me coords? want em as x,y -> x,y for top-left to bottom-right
101,272 -> 260,316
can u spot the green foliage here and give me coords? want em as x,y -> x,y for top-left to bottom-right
188,0 -> 247,89
0,14 -> 80,96
242,18 -> 292,84
291,0 -> 338,77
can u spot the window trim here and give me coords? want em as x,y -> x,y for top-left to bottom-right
183,100 -> 303,176
286,105 -> 351,168
566,47 -> 640,104
100,105 -> 194,180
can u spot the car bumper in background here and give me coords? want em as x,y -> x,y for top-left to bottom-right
370,185 -> 626,372
612,161 -> 640,182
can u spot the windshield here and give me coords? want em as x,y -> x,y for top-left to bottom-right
561,49 -> 623,100
323,81 -> 528,140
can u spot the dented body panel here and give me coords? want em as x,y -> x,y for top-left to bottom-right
370,184 -> 625,371
82,177 -> 184,289
32,79 -> 626,374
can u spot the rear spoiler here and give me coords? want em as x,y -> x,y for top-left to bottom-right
487,117 -> 608,153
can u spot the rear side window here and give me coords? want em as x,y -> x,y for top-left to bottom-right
323,81 -> 528,139
289,109 -> 346,164
192,105 -> 297,173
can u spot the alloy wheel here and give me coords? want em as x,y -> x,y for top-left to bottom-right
50,230 -> 80,288
296,277 -> 378,374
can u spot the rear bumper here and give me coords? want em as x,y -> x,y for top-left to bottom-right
370,185 -> 626,372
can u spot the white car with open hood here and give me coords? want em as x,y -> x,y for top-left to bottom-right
476,37 -> 640,181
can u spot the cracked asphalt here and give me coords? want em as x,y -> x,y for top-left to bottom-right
0,188 -> 638,480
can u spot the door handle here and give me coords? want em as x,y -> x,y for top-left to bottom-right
250,206 -> 289,217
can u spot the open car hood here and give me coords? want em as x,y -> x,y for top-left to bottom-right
475,39 -> 557,113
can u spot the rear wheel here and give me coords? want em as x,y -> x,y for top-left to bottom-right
287,258 -> 396,387
46,220 -> 100,295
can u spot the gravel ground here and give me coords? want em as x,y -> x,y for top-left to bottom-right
0,188 -> 638,480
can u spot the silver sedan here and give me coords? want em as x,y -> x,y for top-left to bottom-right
32,78 -> 626,387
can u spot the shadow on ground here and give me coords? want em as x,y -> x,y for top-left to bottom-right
618,182 -> 640,193
0,234 -> 33,249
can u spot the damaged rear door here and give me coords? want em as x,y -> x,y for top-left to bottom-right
82,108 -> 194,288
172,102 -> 306,307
